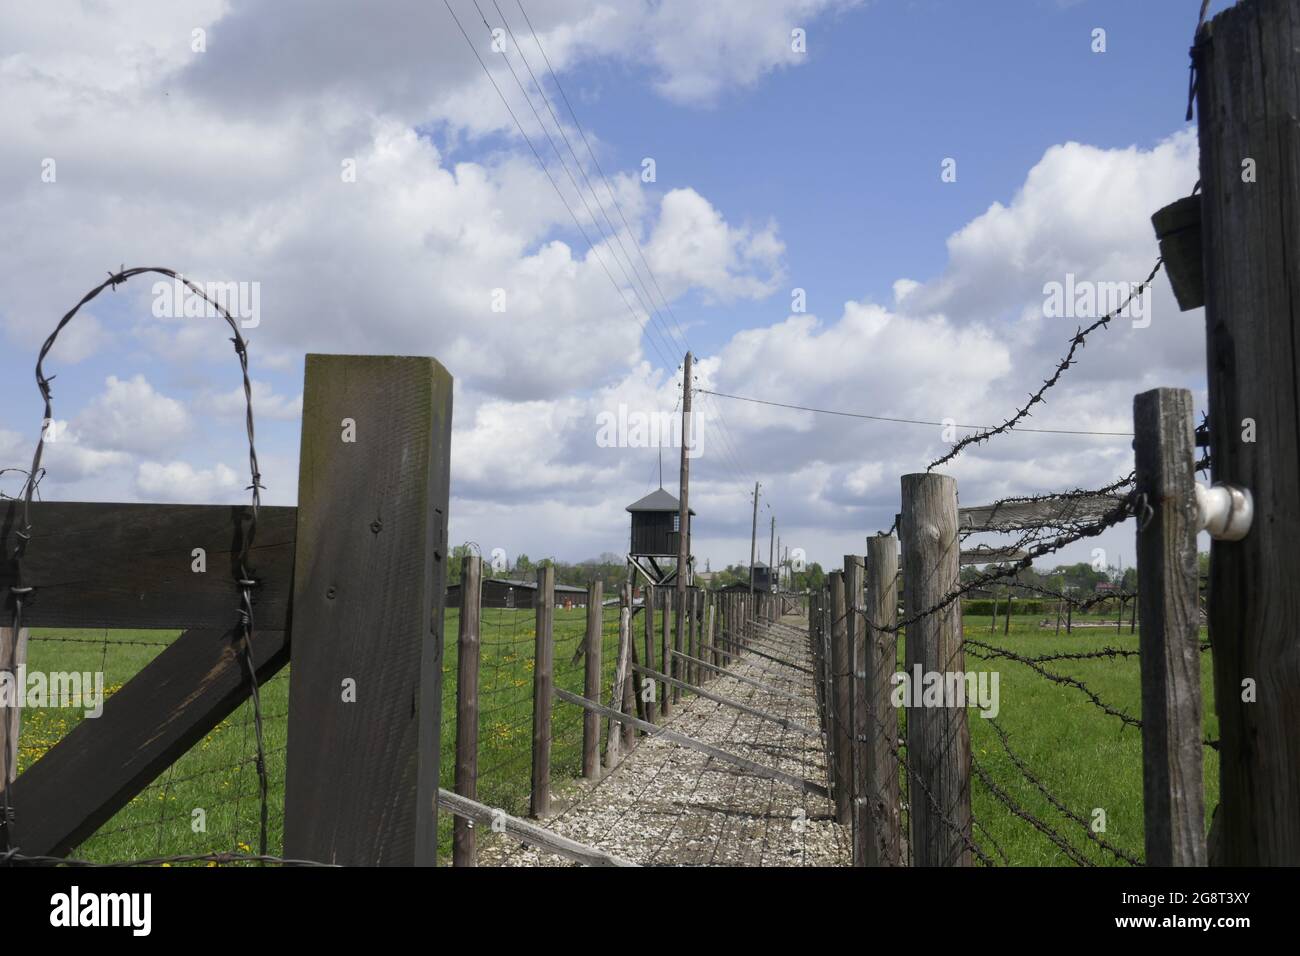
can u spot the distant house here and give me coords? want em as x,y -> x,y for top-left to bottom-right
446,577 -> 589,610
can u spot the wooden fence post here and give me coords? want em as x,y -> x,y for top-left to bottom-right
1134,387 -> 1206,866
901,472 -> 971,866
643,585 -> 657,725
829,570 -> 851,826
284,353 -> 451,867
622,582 -> 637,749
661,590 -> 674,718
606,583 -> 631,768
583,579 -> 604,780
0,625 -> 29,848
865,533 -> 902,866
1196,0 -> 1300,863
844,555 -> 868,865
530,564 -> 555,818
453,554 -> 482,866
705,593 -> 715,683
1004,593 -> 1012,634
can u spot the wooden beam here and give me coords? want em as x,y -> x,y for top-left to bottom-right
9,625 -> 289,858
960,546 -> 1029,566
671,650 -> 805,704
704,637 -> 814,676
957,494 -> 1122,532
829,570 -> 851,826
864,534 -> 902,867
1196,0 -> 1300,865
582,579 -> 603,780
845,554 -> 867,865
555,689 -> 828,798
0,501 -> 296,630
437,789 -> 636,867
605,586 -> 631,768
283,354 -> 452,867
631,664 -> 818,736
1134,388 -> 1206,867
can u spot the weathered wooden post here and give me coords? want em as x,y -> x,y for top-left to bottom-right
865,533 -> 902,866
661,589 -> 674,717
284,353 -> 451,867
1195,0 -> 1300,864
901,472 -> 971,866
1004,593 -> 1012,634
1134,387 -> 1206,866
530,563 -> 555,818
0,624 -> 29,849
829,570 -> 851,826
844,555 -> 868,864
605,582 -> 632,768
583,578 -> 604,780
621,582 -> 637,749
453,554 -> 482,866
643,584 -> 657,725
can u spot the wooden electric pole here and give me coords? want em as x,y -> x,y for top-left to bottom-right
749,482 -> 760,599
675,353 -> 693,690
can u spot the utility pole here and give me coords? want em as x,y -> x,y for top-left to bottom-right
769,517 -> 775,586
749,481 -> 760,600
675,353 -> 693,690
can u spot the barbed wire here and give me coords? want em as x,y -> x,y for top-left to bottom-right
926,258 -> 1165,472
1,848 -> 333,867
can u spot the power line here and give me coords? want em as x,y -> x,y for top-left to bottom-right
696,388 -> 1134,437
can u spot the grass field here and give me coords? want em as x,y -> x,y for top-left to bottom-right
11,607 -> 1214,866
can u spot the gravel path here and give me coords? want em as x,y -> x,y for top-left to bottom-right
478,616 -> 850,867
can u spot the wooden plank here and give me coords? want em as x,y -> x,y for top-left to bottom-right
437,789 -> 636,867
0,501 -> 296,630
453,555 -> 482,867
531,564 -> 555,818
1196,0 -> 1300,865
631,664 -> 818,736
960,546 -> 1029,566
1135,388 -> 1206,866
865,533 -> 902,867
902,472 -> 971,866
283,353 -> 451,867
556,689 -> 829,798
582,579 -> 603,779
957,494 -> 1122,532
9,625 -> 289,858
672,650 -> 804,703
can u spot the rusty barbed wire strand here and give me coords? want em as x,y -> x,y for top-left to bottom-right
971,756 -> 1093,866
926,258 -> 1164,472
2,266 -> 268,862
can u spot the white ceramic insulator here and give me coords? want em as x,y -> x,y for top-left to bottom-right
1195,482 -> 1253,541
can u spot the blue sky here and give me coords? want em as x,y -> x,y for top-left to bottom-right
0,0 -> 1224,572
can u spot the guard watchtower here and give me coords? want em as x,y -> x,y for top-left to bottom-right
626,486 -> 695,587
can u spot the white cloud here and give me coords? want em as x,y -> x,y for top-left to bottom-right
136,461 -> 240,503
73,375 -> 191,455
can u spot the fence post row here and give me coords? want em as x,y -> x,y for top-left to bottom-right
1196,0 -> 1300,865
453,554 -> 482,867
844,555 -> 868,866
865,533 -> 902,867
900,472 -> 971,866
828,571 -> 851,826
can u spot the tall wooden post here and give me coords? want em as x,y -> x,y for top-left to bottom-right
865,534 -> 902,866
283,354 -> 450,867
829,570 -> 851,826
675,352 -> 693,709
749,482 -> 760,599
0,624 -> 29,850
530,564 -> 555,818
643,585 -> 657,724
606,582 -> 631,768
1134,387 -> 1206,866
844,555 -> 868,865
901,472 -> 971,866
660,589 -> 673,718
453,555 -> 482,866
583,579 -> 604,779
1196,0 -> 1300,864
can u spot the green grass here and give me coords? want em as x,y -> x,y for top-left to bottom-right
13,608 -> 1214,866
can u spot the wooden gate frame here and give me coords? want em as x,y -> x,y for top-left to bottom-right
1,353 -> 452,866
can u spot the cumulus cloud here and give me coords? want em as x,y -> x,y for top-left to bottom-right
73,375 -> 191,455
136,461 -> 241,502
